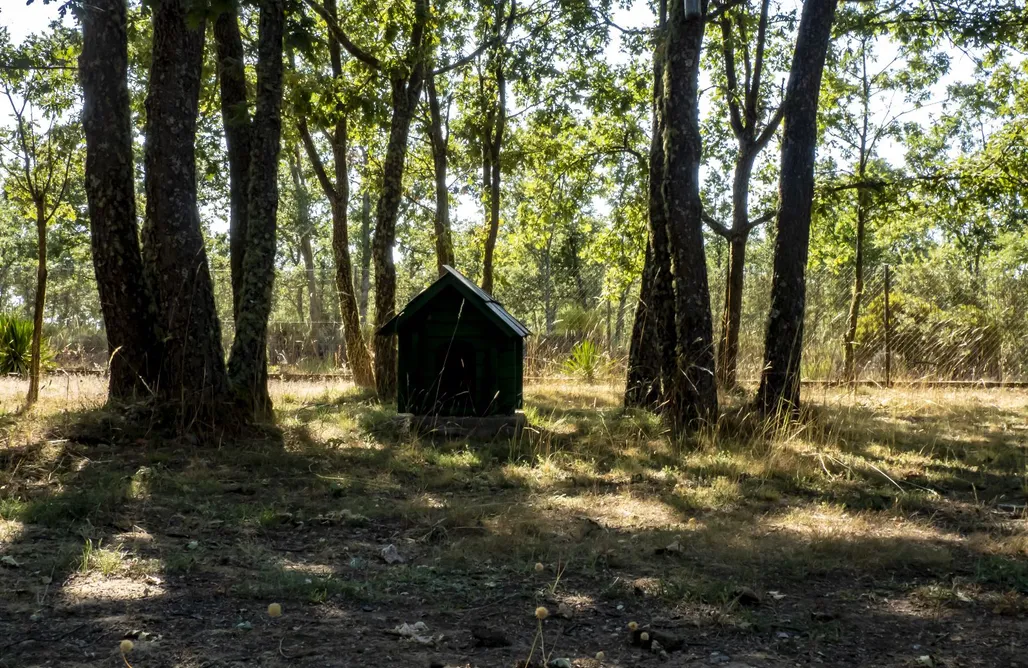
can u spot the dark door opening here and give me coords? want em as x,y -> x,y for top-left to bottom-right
431,341 -> 477,415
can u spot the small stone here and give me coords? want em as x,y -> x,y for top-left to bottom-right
380,544 -> 405,564
731,586 -> 761,606
470,624 -> 510,647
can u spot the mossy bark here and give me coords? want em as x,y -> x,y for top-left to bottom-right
80,0 -> 161,400
373,71 -> 426,398
227,0 -> 286,420
662,0 -> 718,432
214,9 -> 252,319
142,0 -> 231,426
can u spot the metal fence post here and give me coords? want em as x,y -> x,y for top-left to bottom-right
884,264 -> 892,388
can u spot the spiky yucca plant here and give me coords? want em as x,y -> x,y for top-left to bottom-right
0,315 -> 48,377
563,340 -> 604,383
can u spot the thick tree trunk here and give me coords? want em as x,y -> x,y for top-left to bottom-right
358,190 -> 372,321
374,74 -> 425,399
142,0 -> 231,424
427,74 -> 455,275
662,0 -> 718,431
227,0 -> 285,420
481,64 -> 505,295
757,0 -> 839,417
625,242 -> 662,408
80,0 -> 161,400
26,200 -> 47,406
214,9 -> 252,318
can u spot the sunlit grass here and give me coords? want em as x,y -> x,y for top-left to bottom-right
1,374 -> 1026,634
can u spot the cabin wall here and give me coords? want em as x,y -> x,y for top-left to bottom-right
397,286 -> 521,416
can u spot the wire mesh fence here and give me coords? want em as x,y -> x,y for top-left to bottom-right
3,259 -> 1027,385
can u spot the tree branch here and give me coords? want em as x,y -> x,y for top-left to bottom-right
719,15 -> 745,139
432,0 -> 517,76
744,208 -> 776,233
745,0 -> 771,124
297,117 -> 339,207
708,0 -> 747,22
753,99 -> 784,150
702,210 -> 732,238
303,0 -> 382,70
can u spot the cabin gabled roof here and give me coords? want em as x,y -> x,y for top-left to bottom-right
377,265 -> 531,338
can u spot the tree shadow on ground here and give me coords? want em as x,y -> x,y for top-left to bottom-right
1,384 -> 1027,666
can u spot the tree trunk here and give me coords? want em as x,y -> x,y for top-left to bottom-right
214,9 -> 251,318
481,63 -> 506,295
662,0 -> 718,431
358,190 -> 372,321
614,283 -> 629,349
294,0 -> 376,388
26,200 -> 47,406
287,144 -> 325,356
625,243 -> 663,408
717,234 -> 747,388
842,186 -> 867,382
542,250 -> 555,335
843,49 -> 872,383
757,0 -> 839,417
374,73 -> 426,399
80,0 -> 161,400
328,118 -> 376,389
142,0 -> 230,425
227,0 -> 285,420
716,149 -> 757,388
427,74 -> 455,275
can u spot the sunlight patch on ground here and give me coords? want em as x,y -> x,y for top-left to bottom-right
768,505 -> 957,541
0,375 -> 107,415
0,518 -> 25,543
544,492 -> 686,531
62,575 -> 165,602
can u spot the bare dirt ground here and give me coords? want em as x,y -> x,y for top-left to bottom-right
1,376 -> 1026,667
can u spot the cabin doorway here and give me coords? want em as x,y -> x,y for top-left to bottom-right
432,341 -> 477,415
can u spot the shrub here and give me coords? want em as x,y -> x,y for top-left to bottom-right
563,339 -> 604,382
0,314 -> 49,377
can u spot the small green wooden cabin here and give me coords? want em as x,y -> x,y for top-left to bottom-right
378,266 -> 530,417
